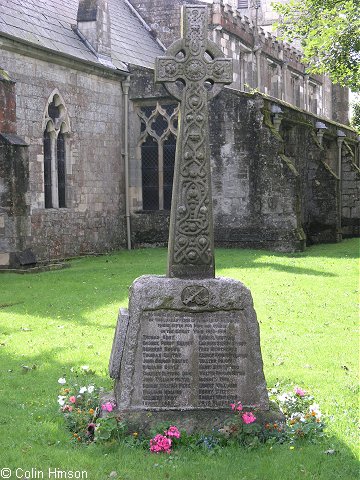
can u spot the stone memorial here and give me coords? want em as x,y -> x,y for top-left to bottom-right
109,5 -> 270,431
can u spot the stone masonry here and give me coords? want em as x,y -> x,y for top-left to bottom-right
128,65 -> 359,252
0,49 -> 126,262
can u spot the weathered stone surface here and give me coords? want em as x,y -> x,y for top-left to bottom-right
102,392 -> 283,435
109,308 -> 129,379
155,4 -> 232,279
129,68 -> 358,251
110,275 -> 269,430
15,248 -> 37,266
0,50 -> 126,262
110,5 -> 274,434
0,253 -> 9,266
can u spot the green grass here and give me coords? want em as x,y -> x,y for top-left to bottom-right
0,239 -> 359,480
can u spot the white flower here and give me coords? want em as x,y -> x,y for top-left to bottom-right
278,393 -> 289,402
81,365 -> 89,371
57,395 -> 66,406
58,378 -> 66,385
79,386 -> 87,394
87,385 -> 95,394
290,412 -> 305,422
309,403 -> 322,419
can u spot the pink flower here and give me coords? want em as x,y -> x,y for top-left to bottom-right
231,401 -> 243,412
294,387 -> 305,397
101,401 -> 113,412
69,396 -> 76,404
242,412 -> 256,424
62,405 -> 73,412
165,426 -> 180,439
150,434 -> 172,453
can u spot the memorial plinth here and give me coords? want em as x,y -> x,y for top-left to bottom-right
109,275 -> 269,431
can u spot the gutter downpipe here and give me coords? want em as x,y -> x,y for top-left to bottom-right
122,76 -> 131,250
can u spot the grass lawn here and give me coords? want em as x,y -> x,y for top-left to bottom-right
0,239 -> 358,480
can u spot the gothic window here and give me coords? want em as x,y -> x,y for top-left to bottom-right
308,82 -> 318,115
267,61 -> 280,98
57,130 -> 66,208
290,74 -> 301,107
43,130 -> 52,208
141,135 -> 159,210
42,92 -> 70,209
138,103 -> 179,211
238,0 -> 249,8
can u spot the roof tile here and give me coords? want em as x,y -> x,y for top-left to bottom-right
0,0 -> 163,70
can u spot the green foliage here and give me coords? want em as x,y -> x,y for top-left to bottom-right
350,98 -> 360,132
94,417 -> 127,442
273,0 -> 360,91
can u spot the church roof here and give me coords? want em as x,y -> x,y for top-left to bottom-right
0,0 -> 164,71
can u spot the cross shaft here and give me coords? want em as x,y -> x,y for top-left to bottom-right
155,5 -> 232,279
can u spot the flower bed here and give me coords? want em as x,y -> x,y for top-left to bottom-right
58,371 -> 325,452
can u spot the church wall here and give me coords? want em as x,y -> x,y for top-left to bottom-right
341,143 -> 360,237
127,65 -> 358,252
0,50 -> 126,262
128,0 -> 349,124
210,90 -> 305,251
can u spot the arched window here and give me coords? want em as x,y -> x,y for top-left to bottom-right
141,135 -> 159,210
57,130 -> 66,208
42,91 -> 70,209
138,103 -> 179,211
163,133 -> 176,210
43,129 -> 53,208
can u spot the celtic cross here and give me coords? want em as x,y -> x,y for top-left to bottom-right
155,5 -> 233,279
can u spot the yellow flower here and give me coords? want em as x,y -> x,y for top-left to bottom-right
133,432 -> 138,437
89,408 -> 95,415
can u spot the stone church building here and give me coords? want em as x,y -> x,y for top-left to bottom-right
0,0 -> 359,268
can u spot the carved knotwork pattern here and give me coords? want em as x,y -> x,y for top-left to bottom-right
185,8 -> 206,56
155,5 -> 233,278
174,84 -> 211,266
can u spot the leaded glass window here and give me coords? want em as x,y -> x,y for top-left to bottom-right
44,130 -> 52,208
57,132 -> 66,208
138,103 -> 179,211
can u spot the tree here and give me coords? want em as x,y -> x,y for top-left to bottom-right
273,0 -> 360,91
350,97 -> 360,133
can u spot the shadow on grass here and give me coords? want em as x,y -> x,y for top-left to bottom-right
215,238 -> 359,277
0,347 -> 359,479
0,239 -> 358,327
218,261 -> 338,277
0,249 -> 167,326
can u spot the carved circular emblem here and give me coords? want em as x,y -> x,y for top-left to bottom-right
185,60 -> 206,80
164,62 -> 177,76
213,63 -> 225,77
181,285 -> 210,307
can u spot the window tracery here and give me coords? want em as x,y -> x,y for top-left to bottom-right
42,91 -> 70,209
138,102 -> 179,210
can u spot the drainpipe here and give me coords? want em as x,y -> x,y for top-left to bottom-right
337,129 -> 346,240
122,76 -> 131,250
